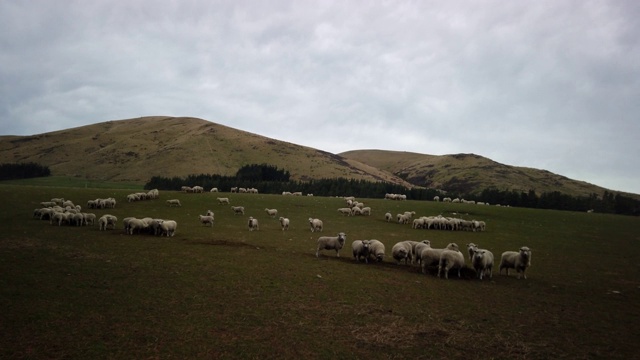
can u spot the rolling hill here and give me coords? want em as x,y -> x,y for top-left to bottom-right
0,116 -> 412,187
0,116 -> 633,199
339,149 -> 616,198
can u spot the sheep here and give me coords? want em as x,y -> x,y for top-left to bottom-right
158,220 -> 177,237
384,212 -> 392,222
308,218 -> 323,232
499,246 -> 532,279
413,240 -> 432,265
352,240 -> 371,263
337,207 -> 352,216
316,232 -> 347,258
210,187 -> 219,192
391,241 -> 414,265
217,197 -> 230,205
206,210 -> 214,217
438,249 -> 466,279
248,216 -> 259,231
166,199 -> 182,207
148,218 -> 165,236
231,206 -> 245,215
83,213 -> 96,226
122,217 -> 136,233
350,207 -> 363,216
98,214 -> 118,231
466,243 -> 478,262
265,208 -> 278,218
279,217 -> 290,231
368,240 -> 386,262
199,215 -> 214,227
421,243 -> 459,274
71,213 -> 85,226
472,249 -> 494,280
128,218 -> 149,235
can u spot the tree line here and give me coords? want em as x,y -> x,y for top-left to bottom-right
0,162 -> 51,180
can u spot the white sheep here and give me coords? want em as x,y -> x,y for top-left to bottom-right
199,215 -> 214,227
368,239 -> 386,262
499,246 -> 532,279
98,214 -> 118,231
206,210 -> 214,217
420,243 -> 459,274
316,232 -> 347,258
265,208 -> 278,217
248,216 -> 259,231
308,218 -> 323,232
466,243 -> 478,262
413,240 -> 432,265
350,207 -> 363,216
210,187 -> 219,192
217,197 -> 230,205
83,213 -> 96,226
384,212 -> 392,222
438,249 -> 465,279
231,206 -> 245,215
166,199 -> 181,207
337,208 -> 352,216
158,220 -> 177,237
128,218 -> 149,235
351,240 -> 371,263
391,241 -> 414,265
472,249 -> 494,280
278,217 -> 290,231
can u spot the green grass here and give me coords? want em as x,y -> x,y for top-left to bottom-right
1,184 -> 639,359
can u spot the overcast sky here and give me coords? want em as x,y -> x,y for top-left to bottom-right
1,1 -> 639,194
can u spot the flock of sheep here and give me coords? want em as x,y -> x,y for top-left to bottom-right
32,188 -> 532,280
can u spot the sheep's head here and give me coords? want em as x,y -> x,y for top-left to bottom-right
446,242 -> 459,251
337,232 -> 346,244
520,246 -> 532,265
421,240 -> 431,246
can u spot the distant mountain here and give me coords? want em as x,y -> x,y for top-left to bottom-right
339,149 -> 621,198
0,116 -> 412,187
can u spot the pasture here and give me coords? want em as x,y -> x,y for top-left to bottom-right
1,184 -> 639,359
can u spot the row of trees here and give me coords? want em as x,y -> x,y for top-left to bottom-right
144,164 -> 640,216
0,162 -> 51,180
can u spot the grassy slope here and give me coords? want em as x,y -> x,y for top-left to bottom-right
0,117 -> 411,187
340,149 -> 617,198
1,183 -> 639,359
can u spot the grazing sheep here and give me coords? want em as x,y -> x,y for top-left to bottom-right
166,199 -> 182,207
352,240 -> 371,263
98,214 -> 118,231
247,216 -> 259,231
122,217 -> 136,233
472,249 -> 494,280
368,239 -> 386,262
199,215 -> 214,227
206,210 -> 214,217
438,249 -> 465,279
210,187 -> 219,192
384,212 -> 392,222
83,213 -> 96,226
158,220 -> 177,237
337,208 -> 352,216
71,213 -> 85,226
265,208 -> 278,217
316,232 -> 347,258
278,217 -> 290,231
308,218 -> 323,232
391,241 -> 414,265
128,218 -> 149,235
350,207 -> 363,216
217,197 -> 230,205
413,240 -> 432,265
231,206 -> 245,215
499,246 -> 532,279
421,243 -> 459,274
361,207 -> 371,216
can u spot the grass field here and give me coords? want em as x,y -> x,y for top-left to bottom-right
1,183 -> 639,359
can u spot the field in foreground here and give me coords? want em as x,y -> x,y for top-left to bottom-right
1,184 -> 639,359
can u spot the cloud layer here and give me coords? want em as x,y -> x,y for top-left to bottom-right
1,0 -> 639,193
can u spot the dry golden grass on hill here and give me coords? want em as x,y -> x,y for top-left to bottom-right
0,116 -> 411,186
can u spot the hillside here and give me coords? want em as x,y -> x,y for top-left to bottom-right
339,149 -> 616,198
0,116 -> 412,186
